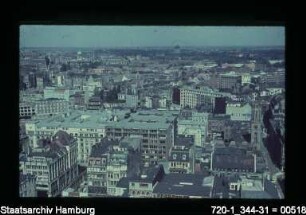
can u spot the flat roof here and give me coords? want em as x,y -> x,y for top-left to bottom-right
153,173 -> 212,197
212,147 -> 254,171
32,109 -> 178,130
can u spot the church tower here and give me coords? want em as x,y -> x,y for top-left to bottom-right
251,102 -> 262,151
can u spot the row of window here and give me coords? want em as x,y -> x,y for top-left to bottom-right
130,190 -> 151,196
170,162 -> 189,167
88,159 -> 107,165
106,128 -> 166,134
25,165 -> 47,169
142,150 -> 165,154
77,133 -> 103,138
20,108 -> 35,111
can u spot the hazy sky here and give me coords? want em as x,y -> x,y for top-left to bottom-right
20,25 -> 285,48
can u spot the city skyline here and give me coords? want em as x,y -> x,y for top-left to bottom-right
20,26 -> 285,48
19,26 -> 285,198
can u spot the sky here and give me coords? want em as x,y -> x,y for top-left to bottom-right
20,25 -> 285,48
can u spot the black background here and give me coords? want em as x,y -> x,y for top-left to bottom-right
1,1 -> 304,214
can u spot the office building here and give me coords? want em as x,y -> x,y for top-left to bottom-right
25,109 -> 129,163
19,173 -> 37,197
226,102 -> 252,121
87,139 -> 117,196
180,86 -> 230,109
20,131 -> 79,197
219,72 -> 242,92
105,110 -> 178,167
34,98 -> 69,118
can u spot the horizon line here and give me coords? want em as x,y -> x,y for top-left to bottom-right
20,45 -> 285,49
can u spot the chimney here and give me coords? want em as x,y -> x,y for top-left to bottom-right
140,175 -> 147,179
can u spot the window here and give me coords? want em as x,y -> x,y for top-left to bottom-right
139,183 -> 148,188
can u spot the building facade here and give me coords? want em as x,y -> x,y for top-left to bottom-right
105,110 -> 177,167
44,87 -> 71,101
180,87 -> 230,109
20,131 -> 79,197
19,173 -> 37,197
226,103 -> 252,121
219,72 -> 242,92
34,98 -> 69,118
168,145 -> 195,174
20,102 -> 36,118
24,110 -> 129,163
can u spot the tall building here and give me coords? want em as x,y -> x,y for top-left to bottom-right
219,72 -> 242,92
106,149 -> 128,196
87,139 -> 117,196
106,110 -> 178,167
180,86 -> 230,110
87,137 -> 141,197
251,103 -> 262,151
20,131 -> 79,197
